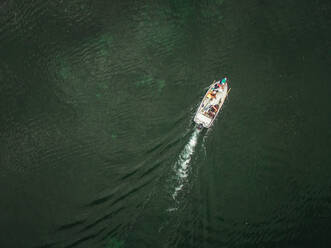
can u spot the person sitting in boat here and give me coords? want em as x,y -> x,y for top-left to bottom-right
207,104 -> 219,118
210,104 -> 219,113
220,77 -> 227,89
207,91 -> 216,99
213,82 -> 221,90
208,110 -> 215,118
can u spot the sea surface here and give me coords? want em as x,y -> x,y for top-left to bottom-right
1,1 -> 330,248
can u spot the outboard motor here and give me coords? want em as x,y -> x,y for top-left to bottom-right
197,123 -> 204,130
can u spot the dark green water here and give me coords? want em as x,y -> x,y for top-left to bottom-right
1,1 -> 331,247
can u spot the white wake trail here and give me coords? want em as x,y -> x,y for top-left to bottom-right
171,128 -> 201,201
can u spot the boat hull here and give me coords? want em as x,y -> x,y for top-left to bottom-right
193,80 -> 228,128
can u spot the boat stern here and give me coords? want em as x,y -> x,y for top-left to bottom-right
194,112 -> 213,128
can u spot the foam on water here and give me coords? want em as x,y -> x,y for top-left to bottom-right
171,128 -> 201,201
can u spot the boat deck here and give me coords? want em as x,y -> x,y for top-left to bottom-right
194,81 -> 228,128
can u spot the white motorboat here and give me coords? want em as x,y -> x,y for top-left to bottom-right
194,77 -> 230,129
